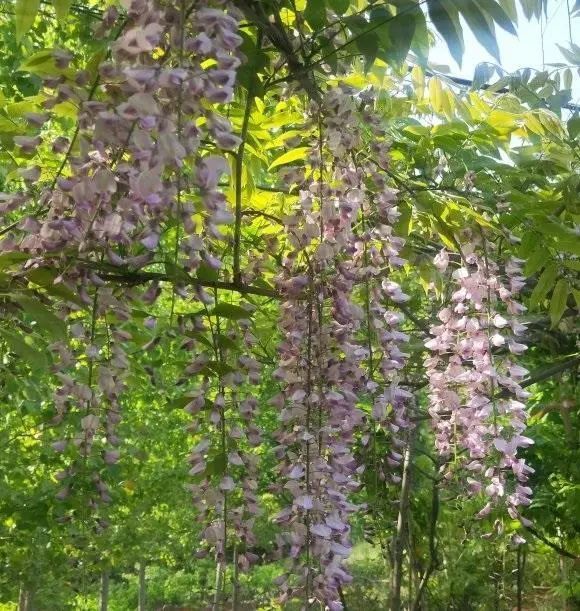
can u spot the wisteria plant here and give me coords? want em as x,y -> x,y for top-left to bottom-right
0,0 -> 578,609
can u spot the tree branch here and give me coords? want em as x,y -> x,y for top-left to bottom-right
237,0 -> 321,102
521,355 -> 580,389
525,526 -> 579,560
98,270 -> 278,298
412,479 -> 439,610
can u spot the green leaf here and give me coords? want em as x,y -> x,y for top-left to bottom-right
15,0 -> 41,42
427,0 -> 464,67
563,68 -> 573,90
563,260 -> 580,272
453,0 -> 501,62
304,0 -> 326,31
19,49 -> 58,71
519,0 -> 543,20
429,77 -> 443,112
388,13 -> 417,65
164,261 -> 192,283
549,279 -> 568,328
478,0 -> 517,35
53,0 -> 73,19
0,328 -> 48,370
518,232 -> 537,257
217,334 -> 238,351
167,396 -> 194,411
13,295 -> 67,340
535,222 -> 580,256
204,361 -> 236,376
237,31 -> 268,94
529,262 -> 557,310
18,48 -> 74,78
268,147 -> 310,170
26,268 -> 83,305
499,0 -> 518,21
197,262 -> 219,283
568,117 -> 580,139
344,15 -> 380,71
472,63 -> 494,89
523,248 -> 547,276
206,452 -> 227,477
369,7 -> 393,54
328,0 -> 349,14
211,303 -> 251,320
0,252 -> 30,269
556,43 -> 580,65
357,31 -> 379,72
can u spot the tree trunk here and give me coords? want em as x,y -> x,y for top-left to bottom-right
516,546 -> 525,611
412,480 -> 439,611
212,559 -> 224,610
232,547 -> 239,610
100,570 -> 110,611
390,435 -> 414,611
18,587 -> 27,611
138,561 -> 146,611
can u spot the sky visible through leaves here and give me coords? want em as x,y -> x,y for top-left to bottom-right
430,0 -> 580,100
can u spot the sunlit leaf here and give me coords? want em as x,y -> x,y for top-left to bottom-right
268,147 -> 310,170
15,0 -> 41,42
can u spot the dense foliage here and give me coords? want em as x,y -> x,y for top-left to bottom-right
0,0 -> 578,609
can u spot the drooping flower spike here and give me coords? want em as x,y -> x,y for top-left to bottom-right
425,236 -> 533,537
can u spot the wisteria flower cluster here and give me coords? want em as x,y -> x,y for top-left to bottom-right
425,236 -> 533,541
1,0 -> 243,525
268,87 -> 414,610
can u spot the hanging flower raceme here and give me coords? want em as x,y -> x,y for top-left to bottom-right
0,0 -> 244,522
424,236 -> 533,540
184,305 -> 264,598
273,88 -> 396,610
356,107 -> 413,487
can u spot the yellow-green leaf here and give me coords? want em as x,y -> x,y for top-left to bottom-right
563,260 -> 580,272
549,279 -> 568,328
15,0 -> 41,42
54,0 -> 73,19
429,77 -> 443,113
268,147 -> 310,170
